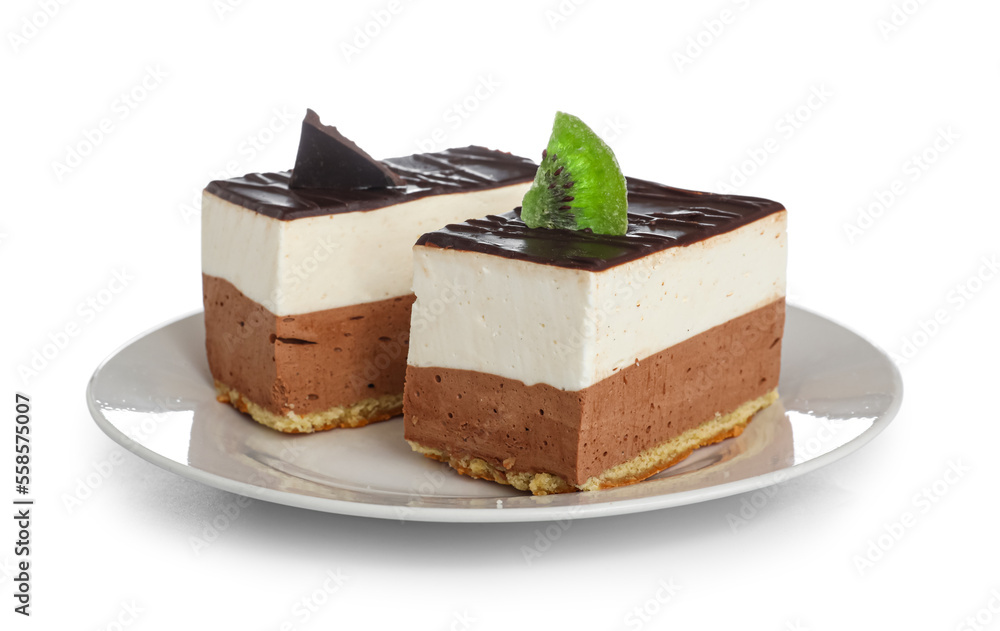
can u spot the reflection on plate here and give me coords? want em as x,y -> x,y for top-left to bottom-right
87,306 -> 902,522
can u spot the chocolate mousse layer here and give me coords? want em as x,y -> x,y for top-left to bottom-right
204,274 -> 413,417
416,178 -> 785,271
404,299 -> 784,485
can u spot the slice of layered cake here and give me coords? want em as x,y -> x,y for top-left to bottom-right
403,112 -> 787,494
203,110 -> 535,432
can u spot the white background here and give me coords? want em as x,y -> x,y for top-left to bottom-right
3,0 -> 999,628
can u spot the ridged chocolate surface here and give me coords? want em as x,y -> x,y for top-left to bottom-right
415,178 -> 785,271
205,146 -> 537,221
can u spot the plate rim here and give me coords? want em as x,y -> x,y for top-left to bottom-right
86,304 -> 903,523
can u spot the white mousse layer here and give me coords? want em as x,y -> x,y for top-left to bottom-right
201,183 -> 531,315
408,211 -> 787,391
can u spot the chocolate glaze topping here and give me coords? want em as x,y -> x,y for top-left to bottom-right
415,177 -> 785,271
205,146 -> 537,221
289,109 -> 404,189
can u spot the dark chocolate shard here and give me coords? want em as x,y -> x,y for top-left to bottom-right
289,109 -> 404,190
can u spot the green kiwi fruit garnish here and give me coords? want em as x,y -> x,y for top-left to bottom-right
521,111 -> 628,236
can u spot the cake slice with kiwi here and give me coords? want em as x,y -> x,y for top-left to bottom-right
403,112 -> 787,494
202,109 -> 536,433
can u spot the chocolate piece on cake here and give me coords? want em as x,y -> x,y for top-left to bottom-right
289,109 -> 404,190
202,112 -> 536,433
403,178 -> 787,494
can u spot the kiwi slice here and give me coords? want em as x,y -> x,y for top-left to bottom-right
521,112 -> 628,236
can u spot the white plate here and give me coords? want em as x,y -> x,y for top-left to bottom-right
87,306 -> 902,523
